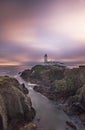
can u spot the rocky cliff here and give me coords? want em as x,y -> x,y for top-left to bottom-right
21,65 -> 85,125
0,76 -> 35,130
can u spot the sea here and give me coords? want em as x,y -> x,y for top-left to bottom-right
0,65 -> 31,76
0,64 -> 80,77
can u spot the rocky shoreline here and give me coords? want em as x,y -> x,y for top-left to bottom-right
21,65 -> 85,129
0,76 -> 36,130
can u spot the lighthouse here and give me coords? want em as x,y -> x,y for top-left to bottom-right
44,54 -> 48,63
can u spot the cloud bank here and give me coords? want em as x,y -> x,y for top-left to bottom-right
0,0 -> 85,65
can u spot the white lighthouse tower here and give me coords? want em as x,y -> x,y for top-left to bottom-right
44,54 -> 48,63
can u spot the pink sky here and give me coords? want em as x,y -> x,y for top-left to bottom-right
0,0 -> 85,65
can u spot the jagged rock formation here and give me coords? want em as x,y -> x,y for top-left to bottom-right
0,76 -> 35,130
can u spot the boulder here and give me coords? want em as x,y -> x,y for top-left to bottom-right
20,69 -> 31,81
0,76 -> 35,130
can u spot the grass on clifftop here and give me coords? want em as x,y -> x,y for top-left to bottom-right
32,65 -> 47,73
0,76 -> 20,90
0,76 -> 10,82
54,79 -> 67,91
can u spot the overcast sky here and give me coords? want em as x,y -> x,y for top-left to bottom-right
0,0 -> 85,65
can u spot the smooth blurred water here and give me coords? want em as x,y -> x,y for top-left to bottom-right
29,87 -> 69,130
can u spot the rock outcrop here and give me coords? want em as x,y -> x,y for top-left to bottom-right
21,65 -> 85,125
0,76 -> 35,130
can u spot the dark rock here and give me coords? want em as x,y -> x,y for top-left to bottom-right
21,83 -> 29,94
0,115 -> 4,130
66,121 -> 77,130
20,69 -> 31,81
79,113 -> 85,125
18,72 -> 21,75
34,85 -> 44,93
